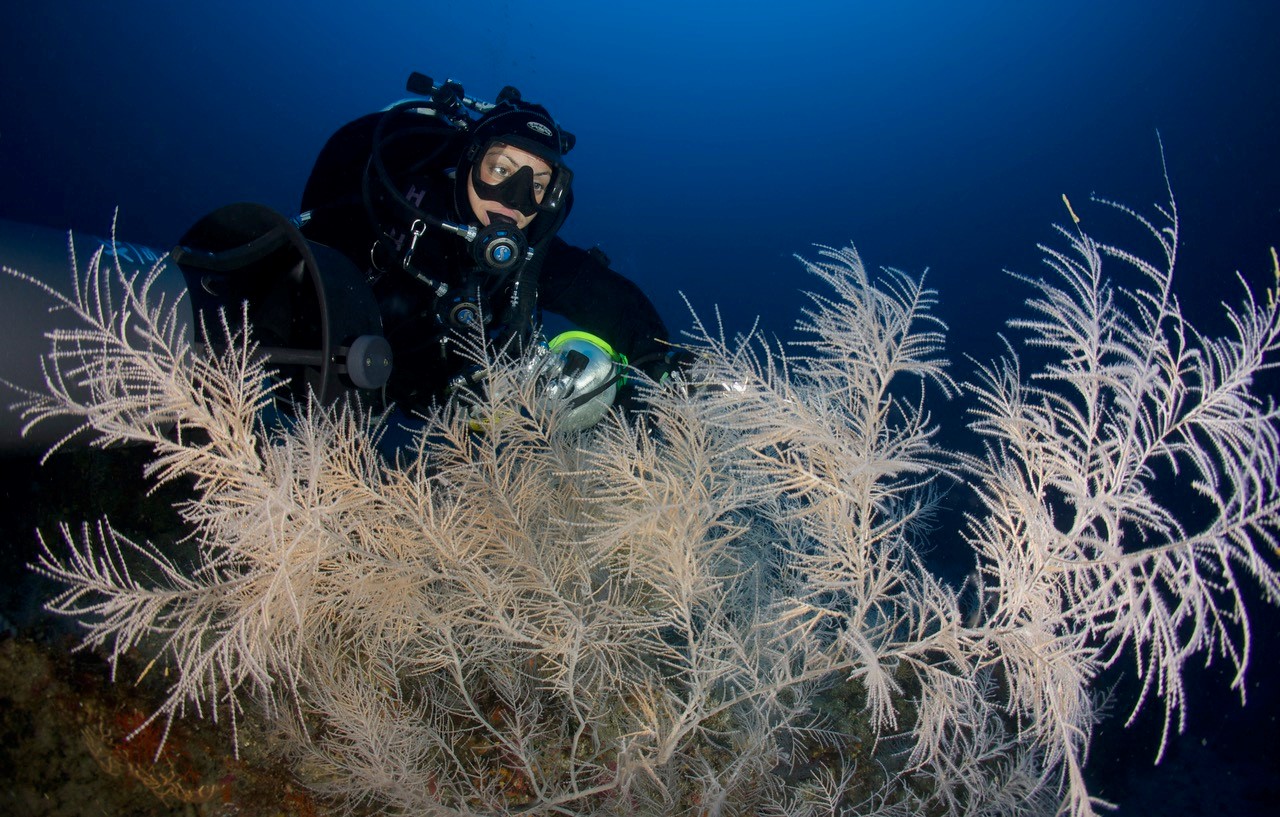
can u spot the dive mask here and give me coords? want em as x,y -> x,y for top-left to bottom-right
469,138 -> 573,217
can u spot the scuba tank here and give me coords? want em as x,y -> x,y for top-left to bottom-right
0,219 -> 192,454
0,208 -> 392,455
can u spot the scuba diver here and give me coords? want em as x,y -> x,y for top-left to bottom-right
0,73 -> 682,454
292,72 -> 677,424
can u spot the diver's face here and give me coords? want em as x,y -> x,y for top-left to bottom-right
467,143 -> 552,230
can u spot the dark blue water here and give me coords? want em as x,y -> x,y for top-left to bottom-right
2,2 -> 1277,814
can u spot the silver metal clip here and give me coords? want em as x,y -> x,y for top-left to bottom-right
403,219 -> 428,271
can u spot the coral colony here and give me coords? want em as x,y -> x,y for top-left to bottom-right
12,177 -> 1280,816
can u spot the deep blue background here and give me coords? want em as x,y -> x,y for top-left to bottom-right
2,2 -> 1277,814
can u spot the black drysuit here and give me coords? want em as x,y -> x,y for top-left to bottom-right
298,111 -> 671,414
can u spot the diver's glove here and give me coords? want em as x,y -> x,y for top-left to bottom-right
655,348 -> 697,393
444,363 -> 493,431
651,348 -> 751,399
649,347 -> 736,399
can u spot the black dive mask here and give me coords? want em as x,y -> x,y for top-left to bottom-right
472,163 -> 540,217
467,139 -> 573,218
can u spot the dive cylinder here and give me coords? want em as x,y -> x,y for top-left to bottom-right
0,219 -> 192,455
1,206 -> 393,456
